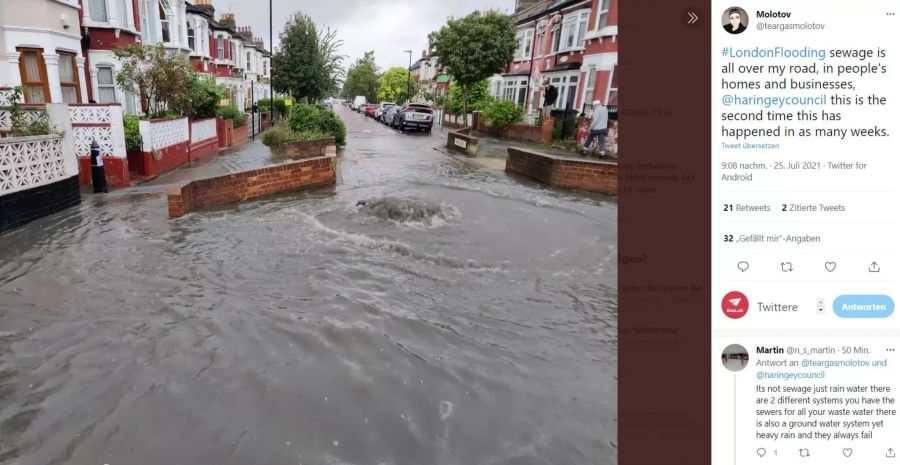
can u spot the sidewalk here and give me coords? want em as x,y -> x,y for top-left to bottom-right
435,129 -> 609,171
140,139 -> 278,188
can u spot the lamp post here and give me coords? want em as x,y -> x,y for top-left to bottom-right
269,0 -> 274,124
403,50 -> 412,104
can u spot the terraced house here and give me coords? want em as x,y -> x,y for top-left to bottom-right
492,0 -> 618,118
1,0 -> 270,112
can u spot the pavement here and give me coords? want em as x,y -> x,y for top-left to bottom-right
139,137 -> 334,188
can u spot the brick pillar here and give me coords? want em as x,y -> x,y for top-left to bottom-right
541,117 -> 554,144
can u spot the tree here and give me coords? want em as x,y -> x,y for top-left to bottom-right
272,13 -> 341,102
377,67 -> 419,103
318,27 -> 346,96
341,51 -> 379,102
432,11 -> 517,125
114,44 -> 194,117
444,79 -> 490,114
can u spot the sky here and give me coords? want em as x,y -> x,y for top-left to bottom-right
212,0 -> 516,72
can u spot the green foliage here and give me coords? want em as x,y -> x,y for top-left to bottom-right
114,44 -> 194,117
445,79 -> 490,114
257,97 -> 291,114
272,13 -> 345,102
262,120 -> 332,158
432,11 -> 516,120
377,67 -> 418,103
123,115 -> 142,151
6,88 -> 52,137
177,75 -> 225,119
288,104 -> 346,146
217,105 -> 246,128
340,51 -> 379,102
483,98 -> 523,130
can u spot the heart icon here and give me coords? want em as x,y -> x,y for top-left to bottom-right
825,262 -> 836,272
843,448 -> 853,457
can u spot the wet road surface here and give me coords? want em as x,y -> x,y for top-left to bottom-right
0,105 -> 618,465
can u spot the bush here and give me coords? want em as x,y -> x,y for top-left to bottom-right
123,115 -> 141,151
262,122 -> 332,159
288,104 -> 346,146
257,97 -> 291,115
216,105 -> 246,128
182,76 -> 225,119
483,98 -> 524,131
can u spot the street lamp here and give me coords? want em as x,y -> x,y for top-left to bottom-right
403,50 -> 412,104
269,0 -> 274,124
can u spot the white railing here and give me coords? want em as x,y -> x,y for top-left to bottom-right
69,104 -> 126,158
139,117 -> 189,152
246,113 -> 262,136
0,107 -> 48,133
190,118 -> 218,144
0,88 -> 12,107
0,134 -> 68,195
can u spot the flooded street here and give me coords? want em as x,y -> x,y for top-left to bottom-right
0,107 -> 618,465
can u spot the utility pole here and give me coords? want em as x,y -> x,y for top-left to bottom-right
269,0 -> 274,124
403,50 -> 412,103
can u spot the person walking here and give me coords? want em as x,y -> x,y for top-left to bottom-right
542,79 -> 558,118
582,100 -> 609,157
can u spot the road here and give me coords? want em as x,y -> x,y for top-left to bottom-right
0,104 -> 618,465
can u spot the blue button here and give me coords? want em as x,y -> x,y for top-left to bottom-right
833,295 -> 894,318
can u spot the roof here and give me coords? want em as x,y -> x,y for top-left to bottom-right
502,70 -> 530,77
544,61 -> 583,72
514,0 -> 591,26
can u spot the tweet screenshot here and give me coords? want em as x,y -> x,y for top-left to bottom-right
711,1 -> 899,464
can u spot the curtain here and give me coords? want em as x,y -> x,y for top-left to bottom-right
58,55 -> 75,82
23,52 -> 41,81
90,0 -> 108,22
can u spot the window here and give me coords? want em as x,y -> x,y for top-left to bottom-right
217,36 -> 224,60
582,66 -> 596,114
117,0 -> 129,27
263,59 -> 268,76
187,25 -> 195,51
96,66 -> 117,103
247,52 -> 252,71
606,65 -> 618,107
140,0 -> 151,42
158,0 -> 174,42
547,72 -> 579,109
560,9 -> 590,52
596,0 -> 610,31
536,31 -> 544,57
515,29 -> 533,61
89,0 -> 108,22
159,5 -> 170,42
58,52 -> 81,104
501,78 -> 528,107
550,27 -> 560,54
17,48 -> 49,103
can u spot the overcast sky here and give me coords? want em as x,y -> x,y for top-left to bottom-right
212,0 -> 515,72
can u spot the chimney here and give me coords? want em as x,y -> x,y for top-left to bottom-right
219,13 -> 236,29
195,0 -> 214,17
514,0 -> 543,14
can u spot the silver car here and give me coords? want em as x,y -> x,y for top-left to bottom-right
390,103 -> 434,132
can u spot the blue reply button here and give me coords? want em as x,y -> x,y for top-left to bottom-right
833,295 -> 894,318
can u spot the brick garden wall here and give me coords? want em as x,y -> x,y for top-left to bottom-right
446,129 -> 479,157
167,155 -> 337,218
280,138 -> 335,159
505,147 -> 617,195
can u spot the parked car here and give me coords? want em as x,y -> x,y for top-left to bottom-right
353,96 -> 367,112
375,102 -> 396,121
390,103 -> 434,132
383,105 -> 400,126
364,104 -> 378,118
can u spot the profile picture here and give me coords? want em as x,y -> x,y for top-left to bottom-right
721,344 -> 749,372
722,7 -> 748,34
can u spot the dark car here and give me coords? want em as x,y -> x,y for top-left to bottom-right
390,103 -> 433,132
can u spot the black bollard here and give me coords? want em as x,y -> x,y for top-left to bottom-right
90,140 -> 108,193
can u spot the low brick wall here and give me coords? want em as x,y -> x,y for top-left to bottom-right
446,128 -> 479,157
279,137 -> 335,159
167,155 -> 337,218
505,147 -> 617,194
475,117 -> 554,144
77,156 -> 131,188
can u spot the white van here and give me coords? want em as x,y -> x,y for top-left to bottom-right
353,96 -> 367,112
